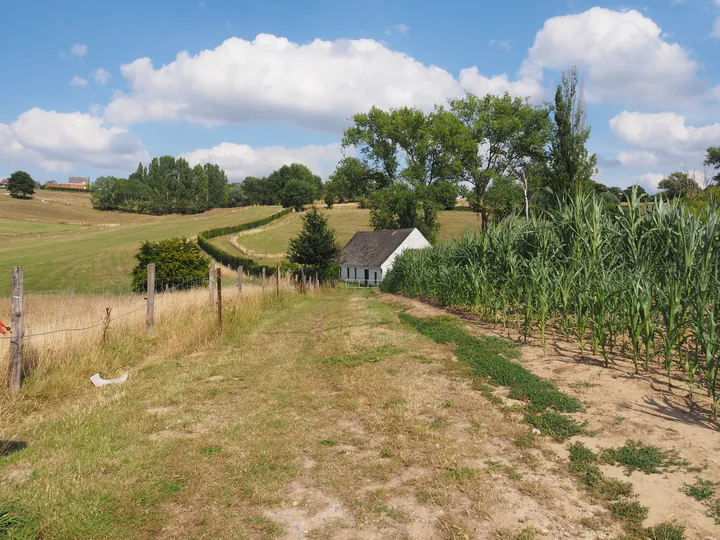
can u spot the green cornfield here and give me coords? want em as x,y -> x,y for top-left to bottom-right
382,190 -> 720,417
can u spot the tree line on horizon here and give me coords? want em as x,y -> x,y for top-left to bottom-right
91,157 -> 229,214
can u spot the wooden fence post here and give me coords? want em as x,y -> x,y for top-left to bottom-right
8,267 -> 24,393
216,268 -> 222,328
146,263 -> 155,335
300,267 -> 305,295
315,272 -> 319,289
276,265 -> 280,299
237,265 -> 243,297
262,268 -> 266,291
209,261 -> 216,309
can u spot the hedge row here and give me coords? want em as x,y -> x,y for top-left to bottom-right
197,208 -> 293,276
40,185 -> 92,193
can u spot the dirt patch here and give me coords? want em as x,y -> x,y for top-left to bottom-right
2,464 -> 32,484
383,293 -> 720,538
204,375 -> 225,382
264,481 -> 351,538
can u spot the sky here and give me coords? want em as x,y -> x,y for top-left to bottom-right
1,0 -> 719,193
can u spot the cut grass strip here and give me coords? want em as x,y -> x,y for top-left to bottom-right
399,314 -> 585,441
398,315 -> 582,413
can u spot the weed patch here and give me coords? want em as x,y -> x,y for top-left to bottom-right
645,522 -> 686,540
318,438 -> 338,446
524,411 -> 588,442
610,499 -> 648,531
681,477 -> 716,501
600,440 -> 689,475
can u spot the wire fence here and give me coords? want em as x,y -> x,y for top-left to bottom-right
1,264 -> 321,392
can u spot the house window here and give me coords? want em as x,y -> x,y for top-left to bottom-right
346,267 -> 349,278
354,268 -> 357,279
374,271 -> 377,283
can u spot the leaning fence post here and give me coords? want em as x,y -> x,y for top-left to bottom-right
209,261 -> 216,309
8,267 -> 24,393
261,267 -> 266,291
216,267 -> 222,328
300,267 -> 305,295
276,265 -> 280,299
237,265 -> 243,297
146,263 -> 155,335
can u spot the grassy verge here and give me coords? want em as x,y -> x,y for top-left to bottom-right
398,314 -> 587,441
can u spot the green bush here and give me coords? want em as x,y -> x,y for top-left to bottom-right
131,237 -> 209,292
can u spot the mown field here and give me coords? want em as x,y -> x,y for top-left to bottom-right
221,207 -> 482,261
0,191 -> 281,293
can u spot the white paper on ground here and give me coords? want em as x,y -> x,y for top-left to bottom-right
90,372 -> 129,387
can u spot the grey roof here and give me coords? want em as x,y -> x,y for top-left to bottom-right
338,228 -> 416,267
68,176 -> 90,183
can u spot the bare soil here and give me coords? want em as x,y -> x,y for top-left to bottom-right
381,293 -> 720,539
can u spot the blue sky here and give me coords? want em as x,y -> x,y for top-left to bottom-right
1,0 -> 719,192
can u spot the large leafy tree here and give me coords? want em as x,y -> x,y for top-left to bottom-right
368,184 -> 439,242
280,178 -> 315,211
204,163 -> 229,208
91,157 -> 223,214
267,163 -> 322,203
287,208 -> 340,280
449,92 -> 551,221
705,146 -> 720,184
325,157 -> 381,202
343,105 -> 470,236
7,170 -> 35,198
658,171 -> 701,199
548,67 -> 597,198
483,176 -> 523,221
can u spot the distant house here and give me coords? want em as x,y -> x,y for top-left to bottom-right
338,228 -> 431,287
0,178 -> 7,189
50,177 -> 89,190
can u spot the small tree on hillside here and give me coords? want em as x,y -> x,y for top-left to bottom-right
131,237 -> 209,292
287,208 -> 340,281
8,171 -> 36,198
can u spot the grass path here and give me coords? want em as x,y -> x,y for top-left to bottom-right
0,290 -> 620,539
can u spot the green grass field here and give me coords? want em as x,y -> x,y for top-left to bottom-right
2,191 -> 481,293
227,208 -> 482,259
0,192 -> 281,293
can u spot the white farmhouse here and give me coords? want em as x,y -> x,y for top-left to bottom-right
338,228 -> 430,286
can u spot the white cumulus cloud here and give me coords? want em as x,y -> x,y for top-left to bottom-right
636,172 -> 665,192
71,44 -> 88,57
181,142 -> 344,181
103,33 -> 545,131
70,76 -> 88,87
94,68 -> 111,85
520,7 -> 704,106
610,111 -> 720,166
0,108 -> 149,173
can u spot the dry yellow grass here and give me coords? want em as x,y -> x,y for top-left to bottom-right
0,272 -> 309,413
